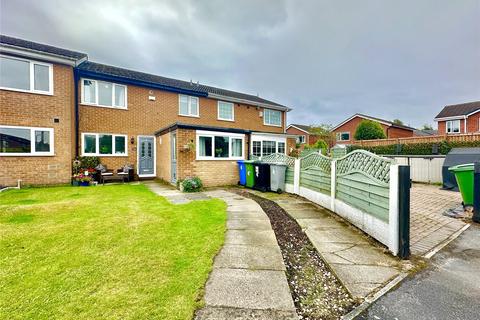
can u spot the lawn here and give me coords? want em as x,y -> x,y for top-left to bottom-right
0,184 -> 226,320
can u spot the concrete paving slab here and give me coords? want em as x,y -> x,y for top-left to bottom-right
195,307 -> 298,320
296,217 -> 343,229
307,228 -> 370,244
227,204 -> 263,212
204,268 -> 295,311
227,211 -> 269,220
227,219 -> 272,230
283,209 -> 327,219
335,244 -> 400,267
214,244 -> 285,271
332,264 -> 398,286
225,230 -> 279,246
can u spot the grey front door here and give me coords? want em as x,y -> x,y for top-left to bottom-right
171,132 -> 177,183
138,136 -> 154,176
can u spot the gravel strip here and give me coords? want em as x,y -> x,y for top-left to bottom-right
235,190 -> 356,320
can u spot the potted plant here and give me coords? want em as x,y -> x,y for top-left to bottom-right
72,173 -> 92,186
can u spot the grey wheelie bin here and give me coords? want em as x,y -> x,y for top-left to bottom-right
270,163 -> 287,193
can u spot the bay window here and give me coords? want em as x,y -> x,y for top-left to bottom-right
81,78 -> 127,109
264,108 -> 282,126
179,95 -> 199,117
0,55 -> 52,94
0,125 -> 54,156
446,120 -> 460,134
196,130 -> 244,160
82,133 -> 127,156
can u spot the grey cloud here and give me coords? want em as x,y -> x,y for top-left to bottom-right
1,0 -> 479,128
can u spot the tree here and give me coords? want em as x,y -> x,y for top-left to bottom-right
354,120 -> 387,140
420,124 -> 433,130
308,124 -> 334,146
392,119 -> 404,125
304,139 -> 329,154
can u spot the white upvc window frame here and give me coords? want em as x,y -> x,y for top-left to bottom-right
263,108 -> 282,127
336,132 -> 350,141
178,94 -> 199,117
297,135 -> 306,144
217,101 -> 235,122
196,130 -> 245,160
0,125 -> 54,156
250,136 -> 287,158
81,132 -> 128,156
0,54 -> 53,95
446,120 -> 460,134
80,78 -> 128,109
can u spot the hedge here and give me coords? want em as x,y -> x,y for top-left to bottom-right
347,140 -> 480,155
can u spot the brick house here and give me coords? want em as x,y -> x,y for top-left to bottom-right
286,124 -> 322,145
331,114 -> 415,144
1,35 -> 294,187
434,101 -> 480,134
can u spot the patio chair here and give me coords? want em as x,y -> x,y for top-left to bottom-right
117,165 -> 135,182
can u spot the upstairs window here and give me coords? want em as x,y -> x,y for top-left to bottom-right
179,95 -> 199,117
218,101 -> 234,121
0,125 -> 54,156
264,108 -> 282,126
81,78 -> 127,109
336,132 -> 350,141
0,55 -> 52,94
446,120 -> 460,134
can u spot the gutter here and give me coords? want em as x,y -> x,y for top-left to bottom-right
0,44 -> 86,66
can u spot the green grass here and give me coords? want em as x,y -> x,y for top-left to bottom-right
0,184 -> 226,320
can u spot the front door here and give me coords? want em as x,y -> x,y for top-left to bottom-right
138,136 -> 155,176
171,132 -> 177,183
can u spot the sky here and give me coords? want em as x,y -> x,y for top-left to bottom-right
1,0 -> 479,128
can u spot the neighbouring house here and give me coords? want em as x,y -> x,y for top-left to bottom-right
0,35 -> 294,187
331,113 -> 415,144
413,129 -> 438,136
286,124 -> 322,146
434,101 -> 480,134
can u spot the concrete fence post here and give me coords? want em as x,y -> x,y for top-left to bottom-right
330,160 -> 337,212
398,165 -> 411,258
388,164 -> 400,255
293,158 -> 301,194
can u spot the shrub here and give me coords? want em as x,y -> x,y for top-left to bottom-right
181,177 -> 203,192
348,139 -> 480,155
354,120 -> 387,140
79,156 -> 100,169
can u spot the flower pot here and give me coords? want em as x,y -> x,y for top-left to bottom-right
72,180 -> 80,187
80,181 -> 90,187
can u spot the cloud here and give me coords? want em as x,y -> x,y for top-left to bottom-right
1,0 -> 479,128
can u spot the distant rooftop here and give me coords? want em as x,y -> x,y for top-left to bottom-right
435,101 -> 480,119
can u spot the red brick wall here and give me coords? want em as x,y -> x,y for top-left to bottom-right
0,63 -> 75,186
333,116 -> 413,144
78,82 -> 285,171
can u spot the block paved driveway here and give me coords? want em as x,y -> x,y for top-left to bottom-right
410,184 -> 466,256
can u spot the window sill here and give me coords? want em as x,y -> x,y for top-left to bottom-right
80,103 -> 128,110
0,87 -> 53,96
264,123 -> 282,127
0,153 -> 54,157
217,118 -> 235,122
196,157 -> 244,161
82,154 -> 129,157
179,114 -> 200,118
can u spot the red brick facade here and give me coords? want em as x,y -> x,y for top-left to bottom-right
332,115 -> 413,144
437,114 -> 480,135
1,64 -> 75,186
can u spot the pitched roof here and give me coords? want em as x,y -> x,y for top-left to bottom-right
287,124 -> 313,134
0,34 -> 87,60
414,129 -> 438,136
77,61 -> 289,110
434,101 -> 480,119
332,113 -> 415,131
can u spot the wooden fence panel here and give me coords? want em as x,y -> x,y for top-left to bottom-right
353,133 -> 480,147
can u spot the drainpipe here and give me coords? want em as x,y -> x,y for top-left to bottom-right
74,68 -> 80,158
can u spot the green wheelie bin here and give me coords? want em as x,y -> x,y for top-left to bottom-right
244,161 -> 255,188
448,163 -> 475,206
